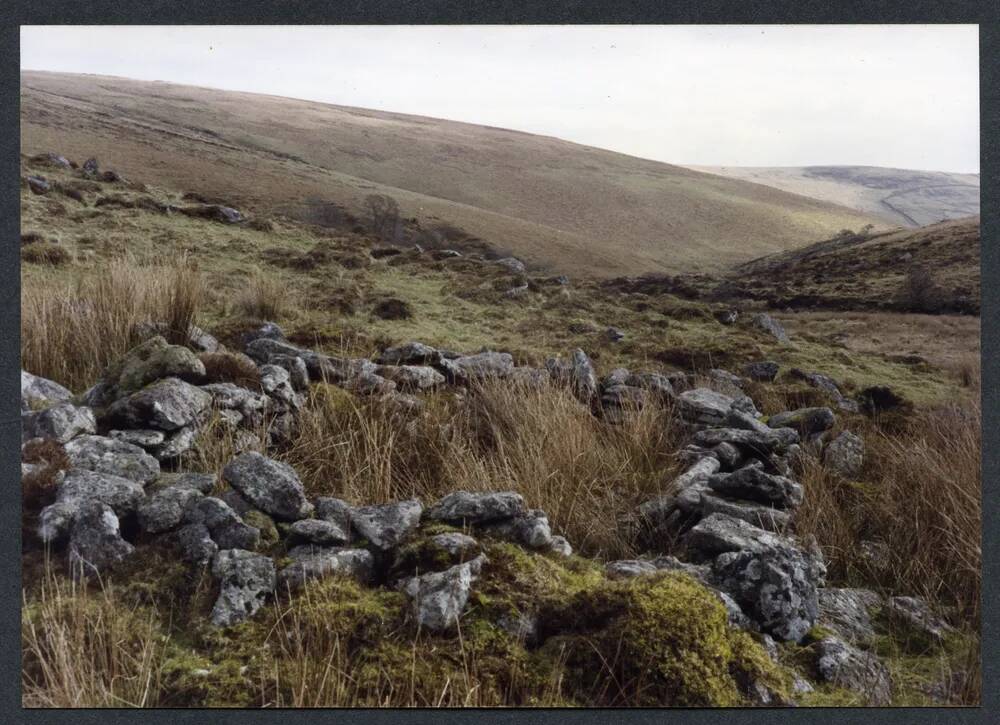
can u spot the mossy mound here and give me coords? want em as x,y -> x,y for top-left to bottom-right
537,571 -> 791,706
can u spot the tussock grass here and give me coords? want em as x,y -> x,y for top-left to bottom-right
22,562 -> 166,707
21,255 -> 204,392
234,272 -> 290,320
796,402 -> 981,621
283,380 -> 681,558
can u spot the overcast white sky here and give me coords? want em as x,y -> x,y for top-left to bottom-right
21,25 -> 980,173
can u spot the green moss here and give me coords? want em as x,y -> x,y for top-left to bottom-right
243,510 -> 279,549
538,571 -> 791,706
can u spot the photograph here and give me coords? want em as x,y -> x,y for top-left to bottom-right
17,23 -> 981,708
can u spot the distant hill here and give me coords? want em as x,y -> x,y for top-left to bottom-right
723,217 -> 981,313
20,70 -> 886,277
688,165 -> 980,228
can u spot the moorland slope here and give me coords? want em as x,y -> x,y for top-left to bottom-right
21,70 -> 885,277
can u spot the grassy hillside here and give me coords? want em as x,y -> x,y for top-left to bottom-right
725,218 -> 981,314
689,166 -> 980,228
19,154 -> 980,707
20,70 -> 886,277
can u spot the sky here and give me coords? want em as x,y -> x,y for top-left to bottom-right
20,25 -> 980,173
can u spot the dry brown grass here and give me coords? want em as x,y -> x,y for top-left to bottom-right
283,380 -> 681,558
20,255 -> 204,392
163,254 -> 203,346
22,563 -> 166,707
796,402 -> 981,620
21,242 -> 72,266
198,350 -> 261,389
234,272 -> 290,320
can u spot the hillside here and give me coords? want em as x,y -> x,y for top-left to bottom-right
688,165 -> 980,228
723,217 -> 981,314
19,149 -> 980,707
20,70 -> 886,277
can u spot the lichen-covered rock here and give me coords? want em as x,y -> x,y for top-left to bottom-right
627,372 -> 678,400
677,388 -> 736,426
43,468 -> 146,539
278,547 -> 374,590
67,500 -> 134,578
402,554 -> 487,632
346,371 -> 397,396
815,636 -> 892,705
157,471 -> 216,494
824,431 -> 865,479
267,354 -> 310,391
200,383 -> 268,418
751,313 -> 790,344
425,490 -> 526,525
548,535 -> 573,557
692,427 -> 799,456
768,407 -> 836,436
376,341 -> 442,367
210,549 -> 276,626
349,499 -> 423,551
478,509 -> 553,549
375,364 -> 445,392
64,435 -> 160,484
886,596 -> 954,645
22,402 -> 96,443
222,452 -> 313,521
288,518 -> 349,546
429,532 -> 480,557
314,496 -> 353,531
259,364 -> 301,410
495,257 -> 526,273
21,370 -> 73,410
742,361 -> 780,382
707,467 -> 804,509
137,484 -> 204,534
697,492 -> 791,533
711,541 -> 825,642
183,496 -> 261,550
451,351 -> 514,381
818,588 -> 883,643
685,513 -> 791,557
108,377 -> 212,431
175,523 -> 218,565
108,336 -> 206,395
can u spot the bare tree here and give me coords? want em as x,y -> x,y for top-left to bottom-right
365,194 -> 401,242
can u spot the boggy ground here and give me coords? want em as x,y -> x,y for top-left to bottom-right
19,154 -> 981,707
